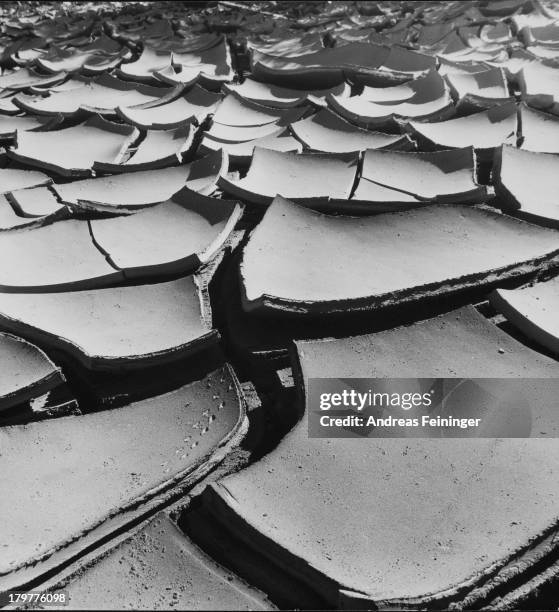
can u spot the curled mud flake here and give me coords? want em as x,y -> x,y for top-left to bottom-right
0,277 -> 218,366
241,196 -> 559,316
490,277 -> 559,356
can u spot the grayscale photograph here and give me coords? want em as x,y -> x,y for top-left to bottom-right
0,0 -> 558,610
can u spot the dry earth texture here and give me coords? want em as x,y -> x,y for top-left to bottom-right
0,0 -> 558,610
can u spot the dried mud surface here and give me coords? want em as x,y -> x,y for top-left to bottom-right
1,0 -> 559,610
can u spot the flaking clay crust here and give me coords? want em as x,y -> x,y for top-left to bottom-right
89,190 -> 243,277
14,74 -> 182,117
0,113 -> 63,139
405,101 -> 517,151
0,276 -> 218,370
53,149 -> 227,212
8,186 -> 64,217
224,78 -> 350,109
218,148 -> 358,205
251,43 -> 435,89
117,86 -> 222,129
519,103 -> 559,153
3,2 -> 559,608
7,116 -> 139,177
203,307 -> 559,608
205,121 -> 285,143
117,46 -> 172,82
45,512 -> 272,611
93,126 -> 196,173
240,196 -> 559,315
0,331 -> 64,411
0,67 -> 67,91
290,108 -> 413,153
444,66 -> 511,108
0,218 -> 124,292
211,94 -> 309,128
327,69 -> 454,129
0,192 -> 66,231
519,61 -> 559,110
35,35 -> 130,75
170,39 -> 234,84
495,144 -> 559,227
354,146 -> 486,203
250,43 -> 388,89
0,365 -> 245,576
200,131 -> 302,165
0,167 -> 51,193
491,276 -> 559,356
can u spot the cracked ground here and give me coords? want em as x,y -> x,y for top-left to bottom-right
0,0 -> 559,610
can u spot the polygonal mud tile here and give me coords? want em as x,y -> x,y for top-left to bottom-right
0,167 -> 52,193
89,190 -> 243,279
53,149 -> 228,213
0,275 -> 218,370
0,217 -> 123,292
7,116 -> 139,177
0,331 -> 66,412
93,126 -> 195,173
14,73 -> 183,117
352,146 -> 486,210
328,69 -> 454,129
224,77 -> 350,108
239,196 -> 559,316
519,103 -> 559,153
519,61 -> 559,114
200,131 -> 303,165
444,66 -> 514,112
0,67 -> 66,91
218,148 -> 358,206
491,275 -> 559,355
117,85 -> 222,129
404,101 -> 517,157
117,46 -> 172,82
7,185 -> 65,217
290,108 -> 413,153
212,94 -> 309,128
494,144 -> 559,227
